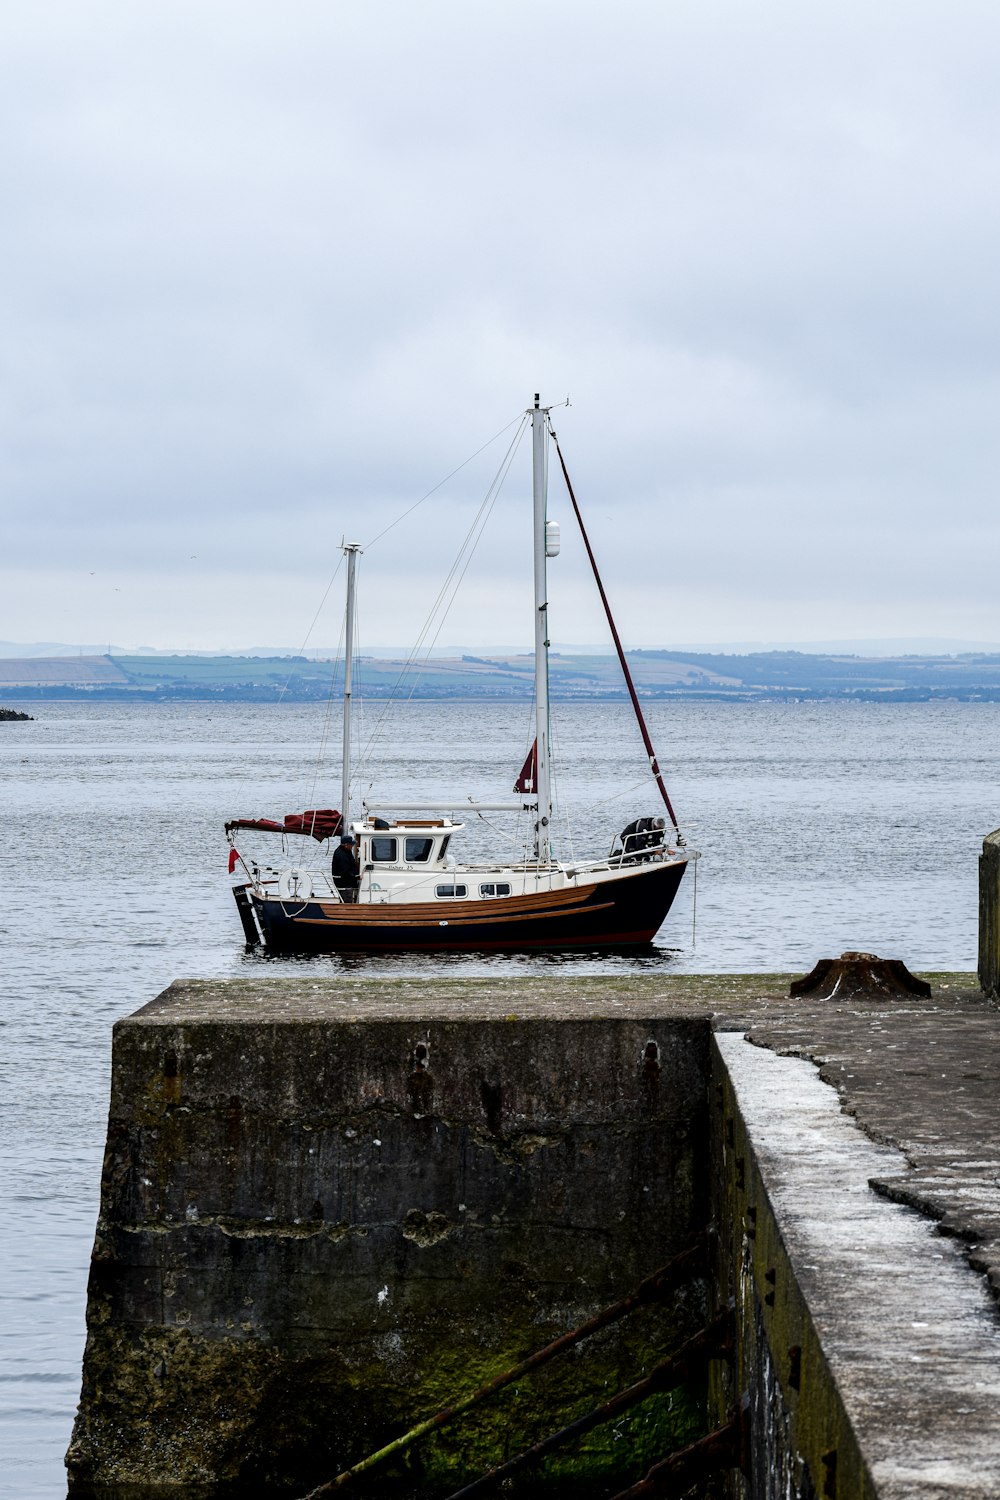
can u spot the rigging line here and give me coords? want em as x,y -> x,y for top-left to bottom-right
348,576 -> 367,809
229,549 -> 348,821
404,422 -> 525,681
604,776 -> 664,808
691,852 -> 698,949
403,425 -> 525,702
547,721 -> 565,865
229,552 -> 347,815
549,422 -> 681,836
360,421 -> 525,789
276,553 -> 347,706
229,564 -> 346,822
363,412 -> 526,551
400,415 -> 528,662
521,696 -> 534,757
359,456 -> 515,760
359,416 -> 529,761
308,612 -> 346,807
472,808 -> 508,843
547,715 -> 579,868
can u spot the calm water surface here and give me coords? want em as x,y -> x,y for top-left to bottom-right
2,698 -> 998,1494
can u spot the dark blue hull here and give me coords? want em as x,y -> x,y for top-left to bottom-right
240,859 -> 688,953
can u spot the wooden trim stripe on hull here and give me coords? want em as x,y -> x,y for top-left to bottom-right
248,859 -> 687,953
316,879 -> 601,922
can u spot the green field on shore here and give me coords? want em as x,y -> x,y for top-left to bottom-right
8,648 -> 1000,702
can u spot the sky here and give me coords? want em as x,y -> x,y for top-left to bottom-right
3,1 -> 1000,654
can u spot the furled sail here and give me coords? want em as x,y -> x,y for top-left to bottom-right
225,809 -> 342,841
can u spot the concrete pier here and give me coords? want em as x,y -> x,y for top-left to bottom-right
68,974 -> 1000,1498
67,981 -> 714,1497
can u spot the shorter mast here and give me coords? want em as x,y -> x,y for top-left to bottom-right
341,543 -> 362,831
531,396 -> 553,862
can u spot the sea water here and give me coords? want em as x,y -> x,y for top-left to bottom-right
2,697 -> 998,1495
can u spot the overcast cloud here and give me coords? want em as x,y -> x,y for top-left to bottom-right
3,1 -> 1000,651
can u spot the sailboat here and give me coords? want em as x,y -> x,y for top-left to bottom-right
225,397 -> 696,952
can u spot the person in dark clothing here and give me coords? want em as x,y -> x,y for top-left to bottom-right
619,816 -> 666,862
332,835 -> 360,903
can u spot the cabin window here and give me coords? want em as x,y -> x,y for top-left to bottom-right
404,837 -> 434,863
435,883 -> 468,898
371,837 -> 398,862
437,835 -> 451,862
479,882 -> 511,897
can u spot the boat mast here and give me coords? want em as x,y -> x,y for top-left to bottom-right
531,396 -> 553,862
341,542 -> 361,831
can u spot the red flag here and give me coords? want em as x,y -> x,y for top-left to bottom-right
514,740 -> 537,794
228,847 -> 239,874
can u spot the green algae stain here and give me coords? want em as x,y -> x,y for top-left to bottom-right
186,1304 -> 710,1496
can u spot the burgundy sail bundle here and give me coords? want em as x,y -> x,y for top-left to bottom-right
225,809 -> 342,841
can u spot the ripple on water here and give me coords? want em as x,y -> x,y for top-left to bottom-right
1,697 -> 996,1495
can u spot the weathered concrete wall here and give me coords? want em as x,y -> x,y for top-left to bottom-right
69,973 -> 1000,1499
712,1031 -> 1000,1500
979,828 -> 1000,996
67,980 -> 713,1498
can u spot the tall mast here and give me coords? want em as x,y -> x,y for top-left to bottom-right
341,543 -> 361,831
531,396 -> 553,862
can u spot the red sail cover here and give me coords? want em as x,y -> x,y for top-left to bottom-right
225,809 -> 342,841
283,809 -> 342,839
514,741 -> 537,794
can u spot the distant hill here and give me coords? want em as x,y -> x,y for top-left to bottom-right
0,656 -> 130,687
7,650 -> 1000,701
6,636 -> 1000,658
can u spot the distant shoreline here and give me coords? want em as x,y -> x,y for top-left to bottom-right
6,688 -> 1000,706
6,647 -> 1000,704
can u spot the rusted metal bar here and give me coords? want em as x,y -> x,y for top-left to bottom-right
608,1394 -> 750,1499
443,1303 -> 735,1500
297,1235 -> 709,1498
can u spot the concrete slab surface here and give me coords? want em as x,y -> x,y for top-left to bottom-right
137,974 -> 1000,1300
717,1032 -> 1000,1499
114,971 -> 1000,1497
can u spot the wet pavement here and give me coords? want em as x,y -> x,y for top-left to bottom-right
721,974 -> 1000,1309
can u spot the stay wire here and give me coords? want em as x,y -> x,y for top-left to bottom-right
230,553 -> 346,817
308,614 -> 346,808
359,416 -> 529,770
408,419 -> 527,683
403,423 -> 526,702
349,575 -> 367,810
363,412 -> 526,551
227,415 -> 520,821
360,448 -> 513,769
691,853 -> 698,949
277,553 -> 346,704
